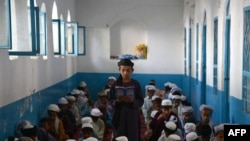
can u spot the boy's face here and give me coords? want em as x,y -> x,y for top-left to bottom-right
119,66 -> 133,79
182,112 -> 191,121
147,90 -> 155,97
82,130 -> 92,139
48,110 -> 57,120
173,99 -> 181,106
215,131 -> 224,141
161,106 -> 172,116
108,79 -> 116,85
201,109 -> 211,123
40,122 -> 50,131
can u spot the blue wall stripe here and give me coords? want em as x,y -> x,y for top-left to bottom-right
1,73 -> 250,140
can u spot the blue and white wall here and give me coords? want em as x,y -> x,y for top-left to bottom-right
1,0 -> 250,140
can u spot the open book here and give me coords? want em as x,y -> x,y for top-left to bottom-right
115,86 -> 135,99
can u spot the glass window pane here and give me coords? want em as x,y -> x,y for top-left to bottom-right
10,0 -> 32,51
78,26 -> 85,55
0,0 -> 10,48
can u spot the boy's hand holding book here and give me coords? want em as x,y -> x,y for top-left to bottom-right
117,95 -> 133,103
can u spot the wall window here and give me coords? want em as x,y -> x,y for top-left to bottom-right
196,23 -> 199,84
243,6 -> 250,113
213,17 -> 218,95
36,3 -> 47,55
0,0 -> 11,48
8,0 -> 37,55
66,22 -> 78,56
184,28 -> 187,76
78,26 -> 86,55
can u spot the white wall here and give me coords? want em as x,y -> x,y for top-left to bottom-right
76,0 -> 185,74
0,0 -> 77,107
184,0 -> 250,99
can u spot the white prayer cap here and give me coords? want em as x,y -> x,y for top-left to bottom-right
164,82 -> 172,87
214,123 -> 224,134
170,87 -> 182,94
66,139 -> 76,141
71,89 -> 81,95
82,123 -> 93,129
66,95 -> 76,102
58,97 -> 68,104
150,110 -> 158,118
108,76 -> 116,80
161,99 -> 172,106
186,132 -> 198,141
184,122 -> 196,133
167,134 -> 181,141
104,88 -> 110,94
79,81 -> 87,87
98,90 -> 108,97
48,104 -> 60,112
115,136 -> 128,141
22,122 -> 34,129
181,95 -> 186,101
171,95 -> 182,100
165,121 -> 177,131
83,137 -> 98,141
81,116 -> 93,124
146,85 -> 156,91
79,90 -> 85,96
181,106 -> 193,113
152,95 -> 160,101
199,104 -> 214,112
90,108 -> 103,117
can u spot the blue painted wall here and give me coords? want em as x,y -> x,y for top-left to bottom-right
1,73 -> 249,140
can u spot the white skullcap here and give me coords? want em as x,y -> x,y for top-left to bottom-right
214,123 -> 224,134
115,136 -> 128,141
186,132 -> 198,141
81,116 -> 93,124
66,139 -> 76,141
22,122 -> 34,129
170,87 -> 182,94
79,90 -> 85,96
104,88 -> 110,94
108,76 -> 116,80
171,95 -> 182,100
167,134 -> 181,141
66,95 -> 76,101
82,123 -> 93,129
181,106 -> 193,113
79,81 -> 87,87
169,115 -> 178,123
184,123 -> 196,133
146,85 -> 156,91
90,108 -> 103,117
48,104 -> 60,112
181,95 -> 186,101
161,99 -> 172,106
152,95 -> 160,101
150,110 -> 158,118
164,82 -> 173,87
165,121 -> 177,130
98,90 -> 108,97
83,137 -> 98,141
199,104 -> 214,112
71,89 -> 81,95
58,97 -> 68,104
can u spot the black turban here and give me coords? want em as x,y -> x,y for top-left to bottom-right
117,59 -> 134,66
